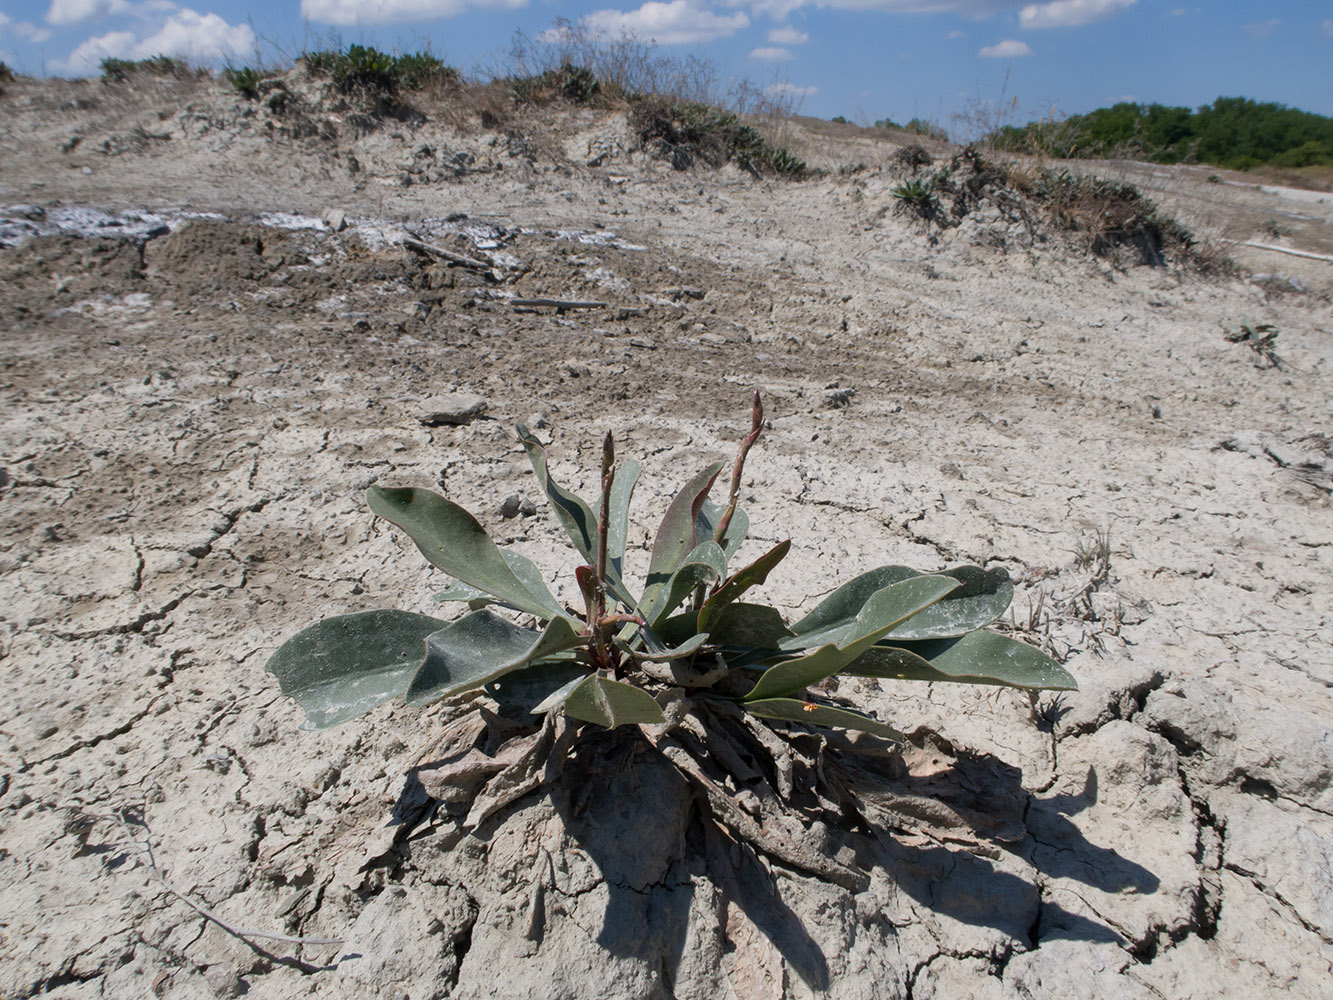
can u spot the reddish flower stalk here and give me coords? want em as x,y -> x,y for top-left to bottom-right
714,390 -> 763,546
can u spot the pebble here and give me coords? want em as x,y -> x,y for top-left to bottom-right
499,495 -> 522,518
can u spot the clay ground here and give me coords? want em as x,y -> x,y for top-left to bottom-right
1,74 -> 1331,999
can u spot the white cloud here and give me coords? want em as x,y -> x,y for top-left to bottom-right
137,9 -> 254,60
946,28 -> 965,37
1242,18 -> 1279,38
583,1 -> 749,44
1,13 -> 54,41
767,81 -> 816,96
1019,0 -> 1133,29
767,24 -> 807,43
53,29 -> 137,72
301,0 -> 526,27
45,0 -> 131,26
1323,19 -> 1333,36
789,1 -> 1012,14
727,0 -> 805,19
978,38 -> 1031,57
749,45 -> 793,59
52,9 -> 255,74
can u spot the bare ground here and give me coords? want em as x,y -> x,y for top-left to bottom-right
1,73 -> 1331,999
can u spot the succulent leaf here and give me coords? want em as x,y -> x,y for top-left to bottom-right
606,458 -> 640,582
518,426 -> 638,608
532,673 -> 588,714
405,610 -> 587,706
791,564 -> 1012,640
746,575 -> 961,700
619,631 -> 710,661
849,631 -> 1077,690
697,499 -> 749,561
563,674 -> 667,727
501,550 -> 566,617
642,540 -> 727,627
698,539 -> 791,630
265,610 -> 448,729
744,698 -> 905,741
431,551 -> 563,616
486,660 -> 588,714
516,425 -> 597,562
641,463 -> 724,614
367,486 -> 568,621
706,602 -> 795,650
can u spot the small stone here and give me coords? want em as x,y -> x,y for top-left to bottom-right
10,204 -> 45,221
519,498 -> 537,517
321,208 -> 347,232
32,715 -> 58,740
629,337 -> 657,350
563,359 -> 591,378
499,495 -> 521,518
404,301 -> 430,319
203,964 -> 241,998
419,393 -> 488,427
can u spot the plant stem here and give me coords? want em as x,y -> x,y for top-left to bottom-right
714,390 -> 763,546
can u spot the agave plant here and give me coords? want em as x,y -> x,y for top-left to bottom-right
267,393 -> 1075,741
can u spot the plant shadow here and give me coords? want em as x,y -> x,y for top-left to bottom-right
396,719 -> 1160,990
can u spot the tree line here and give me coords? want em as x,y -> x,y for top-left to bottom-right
990,97 -> 1333,170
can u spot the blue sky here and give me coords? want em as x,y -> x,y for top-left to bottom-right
2,1 -> 1330,130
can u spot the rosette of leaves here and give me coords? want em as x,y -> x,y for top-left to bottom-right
267,393 -> 1075,740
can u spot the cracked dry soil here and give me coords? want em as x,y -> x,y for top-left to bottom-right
1,74 -> 1331,999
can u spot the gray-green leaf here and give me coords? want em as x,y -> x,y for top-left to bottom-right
516,425 -> 597,562
368,486 -> 564,621
745,698 -> 905,740
848,632 -> 1077,690
696,498 -> 750,561
698,539 -> 791,631
791,564 -> 1013,640
266,610 -> 447,729
746,575 -> 961,700
406,610 -> 587,706
642,540 -> 727,627
563,674 -> 666,727
641,464 -> 723,616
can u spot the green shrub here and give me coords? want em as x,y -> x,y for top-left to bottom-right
303,45 -> 457,95
509,62 -> 602,105
1033,170 -> 1195,264
1270,140 -> 1331,168
891,176 -> 939,218
904,118 -> 948,142
100,55 -> 195,83
223,66 -> 272,100
267,394 -> 1074,736
631,100 -> 806,177
394,51 -> 458,90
